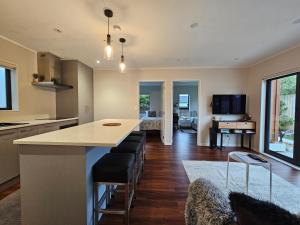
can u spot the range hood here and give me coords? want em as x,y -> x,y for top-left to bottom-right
32,52 -> 73,90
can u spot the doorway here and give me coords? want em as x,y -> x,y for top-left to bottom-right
172,81 -> 200,146
264,73 -> 300,166
139,81 -> 164,143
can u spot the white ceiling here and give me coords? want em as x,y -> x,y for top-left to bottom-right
1,0 -> 300,69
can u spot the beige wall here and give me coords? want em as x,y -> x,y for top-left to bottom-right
94,68 -> 248,145
248,45 -> 300,151
0,37 -> 56,120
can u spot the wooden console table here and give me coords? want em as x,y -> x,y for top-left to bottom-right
210,121 -> 256,150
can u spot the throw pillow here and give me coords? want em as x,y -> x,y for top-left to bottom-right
229,192 -> 300,225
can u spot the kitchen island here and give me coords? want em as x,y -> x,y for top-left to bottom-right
14,119 -> 141,225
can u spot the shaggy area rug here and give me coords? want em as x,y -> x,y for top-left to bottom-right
0,190 -> 20,225
182,160 -> 300,215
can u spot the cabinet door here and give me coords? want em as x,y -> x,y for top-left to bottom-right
0,130 -> 19,184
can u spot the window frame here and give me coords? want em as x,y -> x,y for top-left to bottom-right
179,94 -> 190,110
0,68 -> 12,110
264,73 -> 300,166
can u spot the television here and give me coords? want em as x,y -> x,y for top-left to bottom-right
212,95 -> 246,114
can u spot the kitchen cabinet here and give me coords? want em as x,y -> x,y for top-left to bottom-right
0,129 -> 19,184
0,119 -> 78,185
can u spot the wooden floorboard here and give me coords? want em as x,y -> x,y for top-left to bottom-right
1,130 -> 300,225
99,131 -> 300,225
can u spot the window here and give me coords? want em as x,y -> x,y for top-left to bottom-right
0,67 -> 12,110
265,73 -> 300,166
139,94 -> 150,112
179,94 -> 189,109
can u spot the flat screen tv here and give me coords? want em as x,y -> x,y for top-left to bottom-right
212,95 -> 246,114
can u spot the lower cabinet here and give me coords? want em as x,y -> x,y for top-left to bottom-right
0,120 -> 77,185
0,130 -> 20,184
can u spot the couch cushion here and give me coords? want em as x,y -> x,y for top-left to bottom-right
229,192 -> 300,225
185,178 -> 234,225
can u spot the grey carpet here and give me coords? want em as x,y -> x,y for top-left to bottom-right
182,160 -> 300,215
0,191 -> 20,225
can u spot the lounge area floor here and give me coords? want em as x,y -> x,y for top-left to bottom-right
1,131 -> 300,225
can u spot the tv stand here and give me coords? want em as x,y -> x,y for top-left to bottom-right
210,120 -> 256,150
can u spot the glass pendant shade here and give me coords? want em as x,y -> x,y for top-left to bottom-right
104,34 -> 113,60
119,62 -> 126,73
119,55 -> 126,73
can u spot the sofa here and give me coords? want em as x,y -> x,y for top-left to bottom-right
185,178 -> 300,225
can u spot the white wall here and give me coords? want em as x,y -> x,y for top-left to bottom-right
140,85 -> 162,114
247,45 -> 300,152
173,84 -> 198,113
94,68 -> 248,145
0,37 -> 56,120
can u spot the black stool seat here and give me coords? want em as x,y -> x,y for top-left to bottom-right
129,131 -> 146,142
123,135 -> 144,143
111,141 -> 142,158
93,153 -> 135,183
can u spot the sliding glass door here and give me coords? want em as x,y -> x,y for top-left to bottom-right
265,73 -> 300,166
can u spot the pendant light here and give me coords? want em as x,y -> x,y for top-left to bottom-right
119,38 -> 126,73
104,9 -> 113,60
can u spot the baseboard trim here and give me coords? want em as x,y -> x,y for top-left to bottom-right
0,176 -> 20,192
262,153 -> 300,171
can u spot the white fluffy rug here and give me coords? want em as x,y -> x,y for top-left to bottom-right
182,160 -> 300,215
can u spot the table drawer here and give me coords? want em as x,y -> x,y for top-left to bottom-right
236,122 -> 255,129
218,122 -> 237,129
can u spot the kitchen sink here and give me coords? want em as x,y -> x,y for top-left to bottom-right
0,122 -> 29,127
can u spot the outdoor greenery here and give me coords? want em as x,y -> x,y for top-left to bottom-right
278,75 -> 296,142
140,94 -> 150,112
280,75 -> 296,95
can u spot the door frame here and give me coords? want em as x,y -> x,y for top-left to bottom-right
264,72 -> 300,166
138,80 -> 167,144
171,80 -> 201,146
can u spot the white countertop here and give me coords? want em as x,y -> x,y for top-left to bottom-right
14,119 -> 141,147
0,118 -> 78,132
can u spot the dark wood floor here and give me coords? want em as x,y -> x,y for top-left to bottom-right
100,131 -> 300,225
1,130 -> 300,225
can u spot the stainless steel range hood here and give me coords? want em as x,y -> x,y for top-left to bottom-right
33,52 -> 73,90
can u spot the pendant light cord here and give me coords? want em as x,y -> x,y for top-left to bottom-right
107,17 -> 110,34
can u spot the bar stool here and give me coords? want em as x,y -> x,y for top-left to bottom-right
123,135 -> 145,174
93,153 -> 135,225
110,141 -> 143,185
129,131 -> 146,161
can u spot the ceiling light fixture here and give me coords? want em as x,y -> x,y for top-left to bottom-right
104,9 -> 113,60
96,60 -> 100,64
190,22 -> 199,28
113,25 -> 121,31
119,38 -> 126,73
53,28 -> 62,33
293,18 -> 300,24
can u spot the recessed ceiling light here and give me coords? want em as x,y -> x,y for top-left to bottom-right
53,28 -> 63,33
113,25 -> 121,31
293,18 -> 300,24
190,22 -> 199,28
96,60 -> 100,64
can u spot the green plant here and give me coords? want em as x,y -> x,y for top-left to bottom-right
279,100 -> 294,142
140,95 -> 150,111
